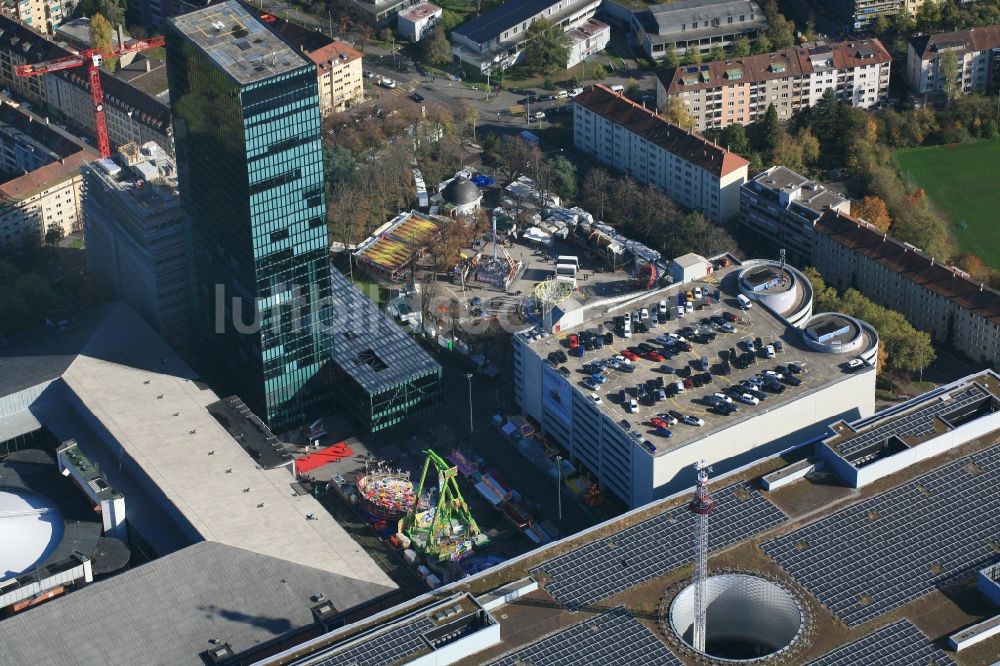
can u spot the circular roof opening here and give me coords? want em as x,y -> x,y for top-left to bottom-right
0,489 -> 64,579
668,573 -> 803,662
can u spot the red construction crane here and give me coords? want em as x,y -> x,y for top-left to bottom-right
14,36 -> 166,158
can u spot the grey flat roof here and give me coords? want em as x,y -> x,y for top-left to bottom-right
169,0 -> 309,85
453,0 -> 567,44
640,0 -> 764,37
520,263 -> 873,454
327,268 -> 441,395
0,542 -> 397,666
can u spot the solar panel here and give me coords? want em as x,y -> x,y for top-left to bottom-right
311,617 -> 434,666
806,620 -> 956,666
837,387 -> 987,458
763,446 -> 1000,626
531,483 -> 786,610
325,267 -> 440,394
489,606 -> 682,666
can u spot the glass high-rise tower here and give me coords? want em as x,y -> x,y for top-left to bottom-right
166,1 -> 333,431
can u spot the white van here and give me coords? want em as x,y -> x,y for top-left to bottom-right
676,306 -> 685,318
610,84 -> 625,93
736,294 -> 753,310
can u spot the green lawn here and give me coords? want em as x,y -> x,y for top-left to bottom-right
892,139 -> 1000,269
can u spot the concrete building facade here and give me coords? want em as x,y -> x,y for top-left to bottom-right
573,84 -> 749,223
83,142 -> 191,349
631,0 -> 766,60
657,39 -> 891,132
307,40 -> 364,114
13,0 -> 62,35
450,0 -> 603,73
0,99 -> 94,249
812,209 -> 1000,368
906,25 -> 1000,96
740,165 -> 851,265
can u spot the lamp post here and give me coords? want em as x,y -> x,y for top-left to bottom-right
555,454 -> 563,522
465,373 -> 474,434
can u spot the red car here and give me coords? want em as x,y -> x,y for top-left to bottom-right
650,417 -> 668,430
644,351 -> 665,362
621,350 -> 639,361
568,334 -> 579,349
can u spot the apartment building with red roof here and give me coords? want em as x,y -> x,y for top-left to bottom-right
812,209 -> 1000,367
656,39 -> 891,131
906,25 -> 1000,96
572,84 -> 749,222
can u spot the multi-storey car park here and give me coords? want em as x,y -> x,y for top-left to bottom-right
512,255 -> 878,508
246,368 -> 1000,665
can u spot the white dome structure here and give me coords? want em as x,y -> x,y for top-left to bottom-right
0,489 -> 64,579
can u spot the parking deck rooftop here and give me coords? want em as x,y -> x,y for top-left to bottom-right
522,264 -> 876,454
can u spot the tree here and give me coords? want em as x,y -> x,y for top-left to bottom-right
545,154 -> 577,201
754,35 -> 773,55
590,63 -> 607,81
686,46 -> 703,65
938,49 -> 960,105
95,0 -> 125,28
523,18 -> 570,75
852,195 -> 892,233
494,135 -> 540,185
660,49 -> 680,70
873,14 -> 891,35
718,123 -> 749,155
581,167 -> 611,220
90,13 -> 118,70
323,143 -> 356,184
44,224 -> 65,246
732,36 -> 751,57
660,96 -> 695,130
766,14 -> 795,50
423,25 -> 451,66
955,254 -> 1000,286
710,46 -> 725,63
797,128 -> 820,165
760,103 -> 781,153
915,0 -> 942,31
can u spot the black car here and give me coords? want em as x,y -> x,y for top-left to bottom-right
603,331 -> 614,344
547,352 -> 561,364
787,363 -> 804,374
781,374 -> 802,386
700,372 -> 713,384
517,95 -> 540,104
637,342 -> 655,353
558,366 -> 571,377
763,381 -> 785,393
722,311 -> 737,322
410,92 -> 425,103
710,404 -> 735,416
619,363 -> 635,373
555,350 -> 567,363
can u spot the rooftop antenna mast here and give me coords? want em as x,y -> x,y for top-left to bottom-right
690,461 -> 716,653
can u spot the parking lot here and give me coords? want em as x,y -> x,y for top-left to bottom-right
526,271 -> 857,454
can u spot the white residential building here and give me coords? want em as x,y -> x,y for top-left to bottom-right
450,0 -> 603,73
573,84 -> 749,223
566,18 -> 610,68
657,39 -> 892,132
0,99 -> 94,249
397,2 -> 441,41
906,25 -> 1000,96
305,40 -> 364,114
13,0 -> 63,35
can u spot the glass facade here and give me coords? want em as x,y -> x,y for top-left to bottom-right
166,26 -> 333,431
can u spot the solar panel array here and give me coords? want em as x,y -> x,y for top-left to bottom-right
763,446 -> 1000,626
489,606 -> 682,666
806,620 -> 956,666
326,267 -> 441,394
312,617 -> 433,666
531,483 -> 786,609
837,387 -> 986,458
